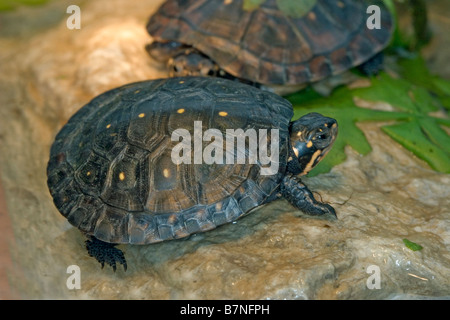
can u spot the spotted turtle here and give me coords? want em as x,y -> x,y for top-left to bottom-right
146,0 -> 393,91
47,77 -> 338,270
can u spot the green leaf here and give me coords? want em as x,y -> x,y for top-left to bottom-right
382,0 -> 404,49
0,0 -> 50,11
276,0 -> 316,18
353,72 -> 435,113
242,0 -> 266,11
243,0 -> 317,18
432,78 -> 450,97
287,70 -> 450,176
403,239 -> 423,251
397,55 -> 450,101
381,0 -> 396,16
382,120 -> 450,173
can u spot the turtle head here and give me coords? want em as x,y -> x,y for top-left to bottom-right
288,113 -> 338,176
146,41 -> 219,77
169,50 -> 219,77
145,41 -> 187,63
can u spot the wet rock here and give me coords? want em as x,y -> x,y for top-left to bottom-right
0,0 -> 449,300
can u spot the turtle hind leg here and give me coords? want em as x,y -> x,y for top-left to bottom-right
281,175 -> 337,219
357,52 -> 384,76
85,237 -> 127,272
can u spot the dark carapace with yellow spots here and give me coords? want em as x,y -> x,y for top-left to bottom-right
47,77 -> 338,271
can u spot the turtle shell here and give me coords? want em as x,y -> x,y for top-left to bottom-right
47,77 -> 293,245
147,0 -> 393,85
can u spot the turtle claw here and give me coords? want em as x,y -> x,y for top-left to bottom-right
281,175 -> 337,219
85,237 -> 127,272
318,203 -> 337,219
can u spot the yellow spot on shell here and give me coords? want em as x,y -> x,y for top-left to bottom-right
308,12 -> 316,21
179,80 -> 185,84
219,111 -> 228,117
306,141 -> 313,148
177,108 -> 185,114
119,172 -> 125,181
168,214 -> 177,223
86,171 -> 91,176
337,1 -> 345,8
106,124 -> 111,129
138,113 -> 145,118
134,90 -> 140,94
163,168 -> 170,178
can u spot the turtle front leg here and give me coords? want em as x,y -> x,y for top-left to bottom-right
281,175 -> 336,218
357,52 -> 384,76
85,236 -> 127,272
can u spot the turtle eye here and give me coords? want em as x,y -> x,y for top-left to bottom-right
316,132 -> 328,140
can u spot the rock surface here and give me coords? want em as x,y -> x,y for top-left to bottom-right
0,0 -> 449,299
